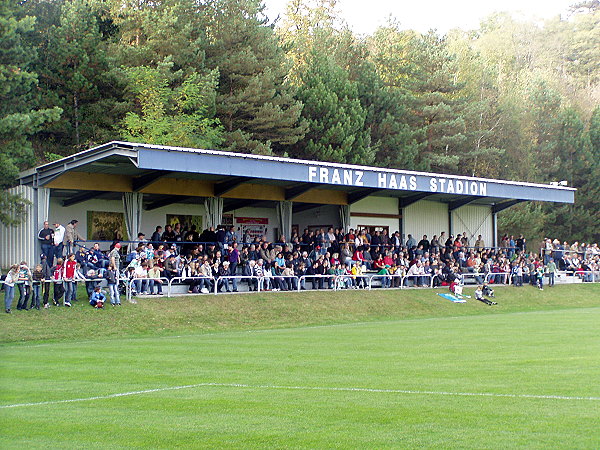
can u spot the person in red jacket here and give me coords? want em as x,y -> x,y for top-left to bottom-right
52,258 -> 64,306
62,254 -> 77,307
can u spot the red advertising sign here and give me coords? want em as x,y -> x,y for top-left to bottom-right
236,217 -> 268,224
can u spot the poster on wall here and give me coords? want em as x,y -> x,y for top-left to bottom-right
166,214 -> 203,231
221,214 -> 233,227
87,211 -> 128,241
236,217 -> 268,242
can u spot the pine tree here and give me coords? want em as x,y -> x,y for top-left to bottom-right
36,0 -> 120,151
0,0 -> 61,226
203,0 -> 307,154
407,32 -> 469,173
290,50 -> 373,164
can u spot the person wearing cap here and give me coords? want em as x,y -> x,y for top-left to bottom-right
109,242 -> 122,272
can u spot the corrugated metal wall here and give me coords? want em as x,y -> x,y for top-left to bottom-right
451,204 -> 493,248
0,185 -> 36,268
403,200 -> 448,241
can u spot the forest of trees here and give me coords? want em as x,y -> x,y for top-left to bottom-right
1,0 -> 599,241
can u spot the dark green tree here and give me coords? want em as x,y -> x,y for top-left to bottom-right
36,0 -> 122,151
203,0 -> 307,155
290,50 -> 373,164
406,32 -> 469,173
0,0 -> 61,226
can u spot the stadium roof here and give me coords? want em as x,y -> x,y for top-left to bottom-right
19,141 -> 575,213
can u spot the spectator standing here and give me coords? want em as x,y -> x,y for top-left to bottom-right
162,225 -> 176,243
109,242 -> 122,272
15,261 -> 32,310
106,263 -> 121,305
151,226 -> 163,243
4,265 -> 18,313
474,235 -> 485,251
546,258 -> 557,287
52,258 -> 65,306
228,242 -> 240,292
64,220 -> 83,257
62,254 -> 78,307
30,264 -> 44,310
53,222 -> 66,263
40,254 -> 52,308
38,221 -> 54,263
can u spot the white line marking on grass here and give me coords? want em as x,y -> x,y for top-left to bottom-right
2,383 -> 599,409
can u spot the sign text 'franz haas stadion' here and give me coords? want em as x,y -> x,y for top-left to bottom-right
308,166 -> 488,196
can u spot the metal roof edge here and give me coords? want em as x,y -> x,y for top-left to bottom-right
18,141 -> 577,195
121,141 -> 576,193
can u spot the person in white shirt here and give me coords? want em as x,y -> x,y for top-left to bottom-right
134,262 -> 149,294
52,222 -> 66,264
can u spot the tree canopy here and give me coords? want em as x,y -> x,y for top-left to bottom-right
3,0 -> 599,241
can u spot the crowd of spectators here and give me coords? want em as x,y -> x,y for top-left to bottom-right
2,221 -> 599,313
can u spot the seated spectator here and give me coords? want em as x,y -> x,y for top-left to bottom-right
89,286 -> 106,308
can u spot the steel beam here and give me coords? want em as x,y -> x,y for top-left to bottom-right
62,191 -> 108,207
214,177 -> 255,197
347,188 -> 385,204
448,196 -> 479,211
132,170 -> 171,191
398,192 -> 434,209
145,195 -> 192,211
492,199 -> 525,214
285,183 -> 321,201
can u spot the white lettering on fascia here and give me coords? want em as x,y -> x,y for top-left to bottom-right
354,171 -> 364,186
319,167 -> 329,183
428,177 -> 487,196
343,170 -> 352,185
409,176 -> 417,190
331,169 -> 341,184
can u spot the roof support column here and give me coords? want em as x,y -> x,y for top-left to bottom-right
339,205 -> 350,233
492,212 -> 498,248
276,200 -> 293,243
123,192 -> 144,252
204,197 -> 224,230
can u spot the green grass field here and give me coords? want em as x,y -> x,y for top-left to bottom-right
1,284 -> 599,448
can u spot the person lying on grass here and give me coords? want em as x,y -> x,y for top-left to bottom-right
475,285 -> 497,305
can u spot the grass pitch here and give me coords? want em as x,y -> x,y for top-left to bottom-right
1,285 -> 599,448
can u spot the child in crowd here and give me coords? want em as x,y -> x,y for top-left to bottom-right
475,285 -> 497,305
52,258 -> 65,306
16,261 -> 32,310
482,283 -> 495,298
89,286 -> 106,308
105,263 -> 121,305
3,265 -> 19,313
31,264 -> 44,310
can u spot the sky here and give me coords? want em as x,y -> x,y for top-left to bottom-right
263,0 -> 576,34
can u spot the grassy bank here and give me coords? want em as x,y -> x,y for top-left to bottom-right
1,284 -> 598,344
